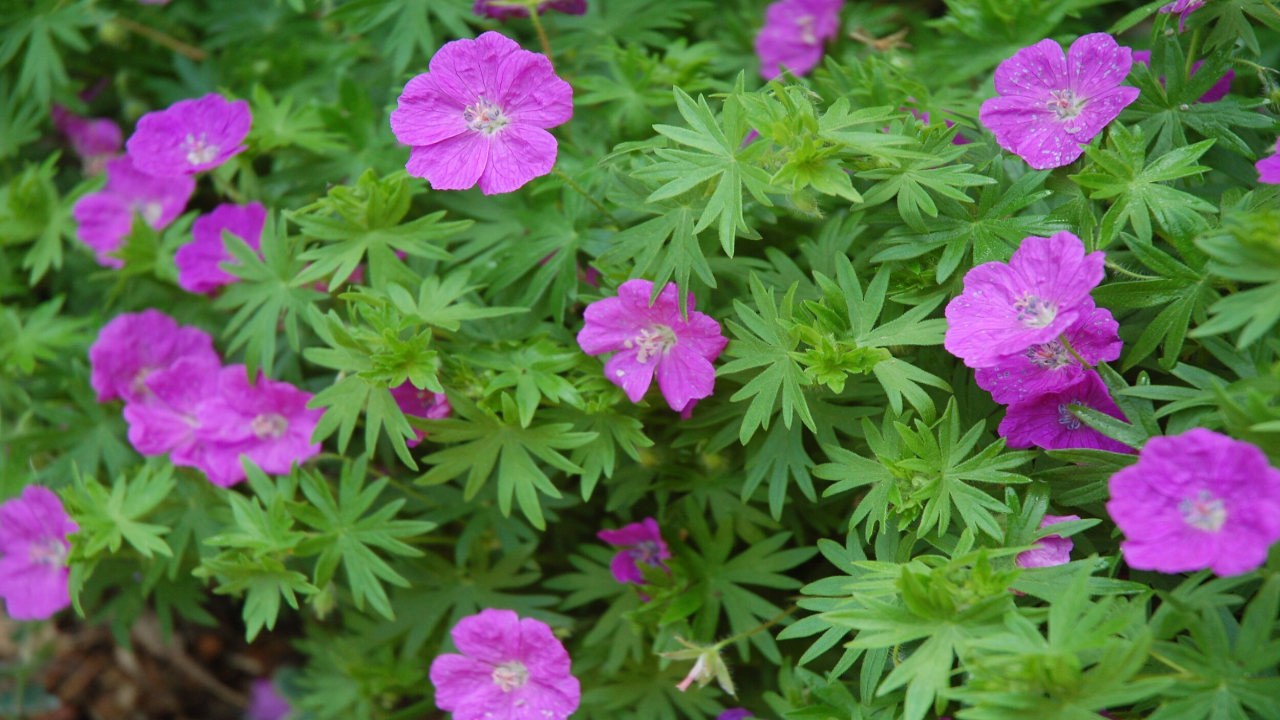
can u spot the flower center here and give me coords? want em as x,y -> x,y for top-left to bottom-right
140,202 -> 165,226
131,367 -> 155,396
1180,490 -> 1227,532
625,325 -> 677,364
184,133 -> 220,165
630,540 -> 664,567
1014,294 -> 1058,329
251,413 -> 289,440
1025,340 -> 1074,369
491,661 -> 529,693
1056,401 -> 1084,430
795,15 -> 818,45
27,537 -> 68,568
1046,89 -> 1087,132
464,98 -> 510,136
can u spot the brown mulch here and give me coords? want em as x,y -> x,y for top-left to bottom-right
2,601 -> 298,720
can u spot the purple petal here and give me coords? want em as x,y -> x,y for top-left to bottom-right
478,124 -> 558,195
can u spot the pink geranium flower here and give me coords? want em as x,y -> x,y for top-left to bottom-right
0,487 -> 78,621
430,609 -> 581,720
72,156 -> 195,267
126,93 -> 252,176
175,202 -> 267,294
52,105 -> 122,175
975,300 -> 1121,405
755,0 -> 844,80
597,517 -> 671,584
944,231 -> 1106,369
998,371 -> 1133,453
1132,50 -> 1234,103
473,0 -> 586,19
1159,0 -> 1205,32
390,31 -> 573,195
577,279 -> 728,413
247,679 -> 292,720
1108,428 -> 1280,576
89,309 -> 219,404
979,33 -> 1140,170
389,382 -> 452,447
1258,141 -> 1280,184
122,353 -> 221,472
1016,514 -> 1080,569
193,366 -> 322,487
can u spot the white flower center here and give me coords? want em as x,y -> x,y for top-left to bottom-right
1180,490 -> 1227,532
140,202 -> 165,226
492,661 -> 529,693
1026,340 -> 1074,370
1046,89 -> 1088,133
28,537 -> 68,568
624,325 -> 677,364
464,98 -> 510,136
184,133 -> 220,165
251,413 -> 289,440
795,15 -> 818,45
1014,294 -> 1058,329
132,367 -> 155,396
630,540 -> 663,566
1056,401 -> 1084,430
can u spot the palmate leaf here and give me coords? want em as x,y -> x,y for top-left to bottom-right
416,392 -> 597,530
638,84 -> 779,257
1189,199 -> 1280,348
325,0 -> 474,74
0,0 -> 93,107
544,545 -> 645,675
216,212 -> 327,379
64,463 -> 176,561
857,132 -> 995,233
247,84 -> 346,154
559,405 -> 654,501
292,459 -> 435,620
718,274 -> 815,444
0,297 -> 88,376
743,420 -> 816,520
1071,124 -> 1217,247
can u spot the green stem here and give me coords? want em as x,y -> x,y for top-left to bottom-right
1060,335 -> 1093,370
713,605 -> 797,650
1260,0 -> 1280,19
552,166 -> 620,224
114,17 -> 208,62
1185,27 -> 1202,78
1105,260 -> 1158,280
527,9 -> 553,64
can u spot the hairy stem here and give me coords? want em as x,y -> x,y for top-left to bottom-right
528,10 -> 554,65
553,166 -> 620,224
114,17 -> 208,62
1060,335 -> 1093,370
714,604 -> 798,650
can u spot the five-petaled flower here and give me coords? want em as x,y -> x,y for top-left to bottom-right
72,156 -> 195,268
979,33 -> 1139,170
89,309 -> 219,404
0,486 -> 78,621
126,93 -> 252,176
755,0 -> 844,80
430,609 -> 581,720
598,518 -> 671,584
577,279 -> 728,413
1108,428 -> 1280,576
999,370 -> 1133,453
176,203 -> 268,294
390,31 -> 573,195
944,231 -> 1106,369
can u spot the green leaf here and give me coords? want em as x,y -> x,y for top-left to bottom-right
65,464 -> 176,560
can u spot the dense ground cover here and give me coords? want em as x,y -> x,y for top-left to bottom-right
3,0 -> 1280,719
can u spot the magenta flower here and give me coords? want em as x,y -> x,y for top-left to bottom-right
999,371 -> 1133,453
718,710 -> 755,720
975,301 -> 1121,405
429,609 -> 581,720
247,679 -> 292,720
72,156 -> 195,268
755,0 -> 844,80
979,34 -> 1140,170
577,279 -> 728,413
1258,141 -> 1280,185
126,93 -> 252,176
193,366 -> 323,487
1159,0 -> 1205,32
597,518 -> 671,584
1132,50 -> 1233,103
389,382 -> 452,447
473,0 -> 586,19
89,309 -> 219,404
390,32 -> 573,195
175,203 -> 267,294
944,232 -> 1106,369
1016,514 -> 1080,569
0,487 -> 78,621
52,105 -> 122,175
1108,428 -> 1280,576
122,353 -> 221,472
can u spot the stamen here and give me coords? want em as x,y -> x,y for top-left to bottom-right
624,325 -> 677,364
184,133 -> 220,166
1180,490 -> 1228,532
492,662 -> 529,692
251,413 -> 289,441
1057,402 -> 1083,430
464,98 -> 510,136
1014,294 -> 1058,328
